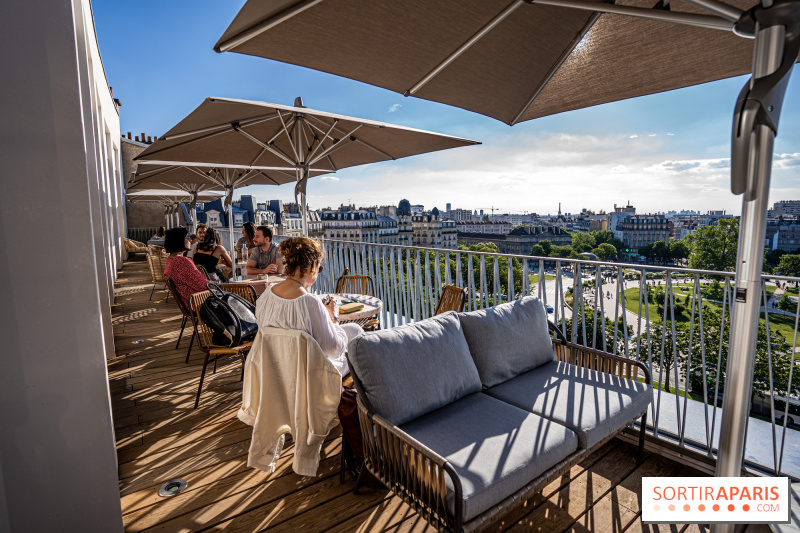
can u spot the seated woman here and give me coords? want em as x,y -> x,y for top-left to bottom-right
163,227 -> 209,309
255,237 -> 362,377
236,221 -> 257,257
192,227 -> 233,283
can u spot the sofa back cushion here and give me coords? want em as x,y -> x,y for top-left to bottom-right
347,312 -> 481,426
458,296 -> 554,388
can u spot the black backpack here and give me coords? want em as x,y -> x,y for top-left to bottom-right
199,283 -> 258,347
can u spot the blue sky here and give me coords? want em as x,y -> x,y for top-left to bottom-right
93,0 -> 800,216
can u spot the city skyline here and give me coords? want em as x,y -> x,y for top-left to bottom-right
95,1 -> 800,216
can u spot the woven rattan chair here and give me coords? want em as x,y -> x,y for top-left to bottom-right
146,253 -> 169,302
164,278 -> 198,361
195,264 -> 210,280
335,269 -> 380,331
219,283 -> 258,305
124,238 -> 148,257
147,244 -> 166,256
189,291 -> 253,409
434,284 -> 468,315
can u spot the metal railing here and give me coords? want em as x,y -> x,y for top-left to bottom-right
277,236 -> 800,479
127,227 -> 160,243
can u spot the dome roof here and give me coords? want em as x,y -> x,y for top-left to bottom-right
397,199 -> 411,216
431,207 -> 440,216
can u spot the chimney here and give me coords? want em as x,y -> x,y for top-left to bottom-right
147,136 -> 152,143
141,133 -> 146,144
127,132 -> 132,139
135,136 -> 140,142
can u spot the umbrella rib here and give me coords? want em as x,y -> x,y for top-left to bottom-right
406,0 -> 526,96
135,127 -> 231,161
232,124 -> 296,166
278,111 -> 301,161
159,112 -> 280,142
307,118 -> 339,162
135,165 -> 178,179
308,124 -> 363,166
510,11 -> 603,125
531,0 -> 733,30
306,115 -> 395,162
215,0 -> 324,53
678,0 -> 743,22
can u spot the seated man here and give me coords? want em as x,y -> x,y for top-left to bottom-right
247,225 -> 285,275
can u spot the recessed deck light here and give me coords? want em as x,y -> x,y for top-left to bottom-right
158,479 -> 188,497
132,340 -> 144,344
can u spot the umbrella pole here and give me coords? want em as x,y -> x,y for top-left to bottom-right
226,187 -> 235,280
712,14 -> 797,523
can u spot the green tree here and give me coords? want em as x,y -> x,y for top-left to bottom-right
702,279 -> 724,301
530,244 -> 546,257
550,245 -> 578,259
766,248 -> 788,267
686,218 -> 739,272
777,292 -> 794,312
640,243 -> 655,262
593,230 -> 624,252
652,240 -> 670,263
592,243 -> 617,260
482,214 -> 491,222
669,239 -> 691,265
571,232 -> 596,253
539,240 -> 553,257
777,254 -> 800,285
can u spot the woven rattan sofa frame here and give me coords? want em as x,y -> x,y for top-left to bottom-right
349,321 -> 651,533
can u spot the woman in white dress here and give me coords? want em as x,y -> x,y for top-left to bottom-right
254,237 -> 362,376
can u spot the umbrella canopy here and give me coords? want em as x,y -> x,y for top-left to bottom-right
126,189 -> 225,232
212,0 -> 793,125
134,96 -> 480,236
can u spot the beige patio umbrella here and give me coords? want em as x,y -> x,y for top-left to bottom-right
214,0 -> 800,514
128,162 -> 297,243
126,188 -> 225,234
134,96 -> 480,238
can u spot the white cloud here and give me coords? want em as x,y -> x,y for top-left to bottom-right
648,134 -> 657,137
629,134 -> 639,139
388,104 -> 402,113
320,176 -> 340,181
667,133 -> 675,136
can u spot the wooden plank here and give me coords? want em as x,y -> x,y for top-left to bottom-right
504,442 -> 644,532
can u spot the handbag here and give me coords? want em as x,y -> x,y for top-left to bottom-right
199,283 -> 258,347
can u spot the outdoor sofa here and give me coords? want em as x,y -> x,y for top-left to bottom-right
346,296 -> 653,533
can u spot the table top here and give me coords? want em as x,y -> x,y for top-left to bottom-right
334,293 -> 382,322
230,275 -> 286,295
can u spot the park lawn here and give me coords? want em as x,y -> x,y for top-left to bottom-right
786,286 -> 799,295
623,287 -> 796,340
529,273 -> 555,284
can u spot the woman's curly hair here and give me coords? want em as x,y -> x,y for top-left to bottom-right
279,237 -> 324,277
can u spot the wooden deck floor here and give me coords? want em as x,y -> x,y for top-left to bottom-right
109,260 -> 766,533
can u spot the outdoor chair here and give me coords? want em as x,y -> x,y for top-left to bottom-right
147,244 -> 166,256
195,264 -> 210,280
434,284 -> 468,315
123,238 -> 148,257
219,283 -> 258,305
164,278 -> 197,362
189,291 -> 253,409
335,268 -> 379,331
146,253 -> 169,302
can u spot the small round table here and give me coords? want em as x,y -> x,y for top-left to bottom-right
335,294 -> 383,329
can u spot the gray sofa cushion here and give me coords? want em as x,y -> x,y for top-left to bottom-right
458,296 -> 553,388
485,360 -> 653,449
400,393 -> 578,523
347,312 -> 481,426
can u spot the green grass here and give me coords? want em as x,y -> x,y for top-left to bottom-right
529,273 -> 555,284
623,287 -> 798,340
786,286 -> 799,295
636,376 -> 703,400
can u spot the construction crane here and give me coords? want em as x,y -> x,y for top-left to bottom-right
477,206 -> 501,219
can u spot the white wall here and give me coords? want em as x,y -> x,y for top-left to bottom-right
0,0 -> 124,530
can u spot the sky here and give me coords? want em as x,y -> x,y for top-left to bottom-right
92,0 -> 800,217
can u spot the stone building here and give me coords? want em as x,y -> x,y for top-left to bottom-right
616,214 -> 670,252
320,209 -> 379,242
378,216 -> 399,245
457,225 -> 571,255
456,220 -> 512,235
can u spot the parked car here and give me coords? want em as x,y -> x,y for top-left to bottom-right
546,305 -> 554,314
